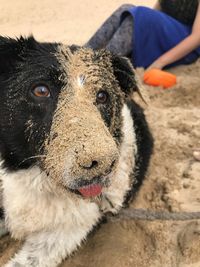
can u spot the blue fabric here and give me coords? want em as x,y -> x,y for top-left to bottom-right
122,6 -> 200,68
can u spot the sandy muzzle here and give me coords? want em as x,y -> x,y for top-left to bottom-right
43,96 -> 119,190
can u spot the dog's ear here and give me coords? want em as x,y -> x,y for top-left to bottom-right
112,55 -> 140,96
0,36 -> 37,75
0,37 -> 22,75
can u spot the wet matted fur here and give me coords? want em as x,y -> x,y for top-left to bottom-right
0,36 -> 153,267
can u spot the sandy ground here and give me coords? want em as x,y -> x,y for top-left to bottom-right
0,0 -> 200,266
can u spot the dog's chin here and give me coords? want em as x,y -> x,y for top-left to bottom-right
64,176 -> 111,198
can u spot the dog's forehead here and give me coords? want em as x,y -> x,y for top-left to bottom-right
56,45 -> 115,88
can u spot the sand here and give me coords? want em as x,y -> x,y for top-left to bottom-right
0,0 -> 200,266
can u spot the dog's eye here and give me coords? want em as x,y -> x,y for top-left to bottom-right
32,85 -> 50,98
96,91 -> 109,104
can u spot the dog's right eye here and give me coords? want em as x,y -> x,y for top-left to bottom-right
32,85 -> 51,98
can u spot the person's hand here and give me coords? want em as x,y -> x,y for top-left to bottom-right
147,59 -> 164,70
143,69 -> 177,88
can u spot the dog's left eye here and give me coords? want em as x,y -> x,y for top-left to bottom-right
32,85 -> 50,98
96,90 -> 109,104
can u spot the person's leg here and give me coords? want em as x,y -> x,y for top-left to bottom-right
106,14 -> 133,56
85,4 -> 134,50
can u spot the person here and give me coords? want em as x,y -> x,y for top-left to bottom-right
86,0 -> 200,160
86,0 -> 200,70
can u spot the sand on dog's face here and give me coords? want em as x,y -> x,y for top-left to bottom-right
44,47 -> 124,192
0,0 -> 200,266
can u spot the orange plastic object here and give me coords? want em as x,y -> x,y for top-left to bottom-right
143,69 -> 177,89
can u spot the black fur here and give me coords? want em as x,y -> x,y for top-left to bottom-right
112,54 -> 139,96
0,36 -> 63,170
125,100 -> 153,204
0,207 -> 4,219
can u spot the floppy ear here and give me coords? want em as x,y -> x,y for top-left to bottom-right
0,37 -> 23,75
111,55 -> 139,95
0,36 -> 37,76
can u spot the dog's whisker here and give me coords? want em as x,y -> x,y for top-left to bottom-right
18,155 -> 47,167
104,195 -> 115,209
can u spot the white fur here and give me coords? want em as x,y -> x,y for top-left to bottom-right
0,104 -> 136,267
101,104 -> 137,212
1,167 -> 101,267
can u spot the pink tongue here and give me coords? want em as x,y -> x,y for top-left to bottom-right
78,184 -> 102,197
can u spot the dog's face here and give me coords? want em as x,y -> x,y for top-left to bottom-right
0,36 -> 138,198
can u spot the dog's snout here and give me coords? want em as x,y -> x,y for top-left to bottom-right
81,160 -> 98,170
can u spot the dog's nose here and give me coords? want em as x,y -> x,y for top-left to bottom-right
81,160 -> 98,170
79,157 -> 116,174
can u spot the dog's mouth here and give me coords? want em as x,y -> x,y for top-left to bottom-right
66,176 -> 110,198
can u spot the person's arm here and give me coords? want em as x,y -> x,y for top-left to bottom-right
154,0 -> 161,10
148,3 -> 200,69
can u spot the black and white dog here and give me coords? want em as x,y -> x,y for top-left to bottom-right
0,36 -> 153,267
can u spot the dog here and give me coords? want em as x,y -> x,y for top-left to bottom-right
0,36 -> 153,267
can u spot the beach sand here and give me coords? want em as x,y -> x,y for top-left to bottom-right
0,0 -> 200,266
